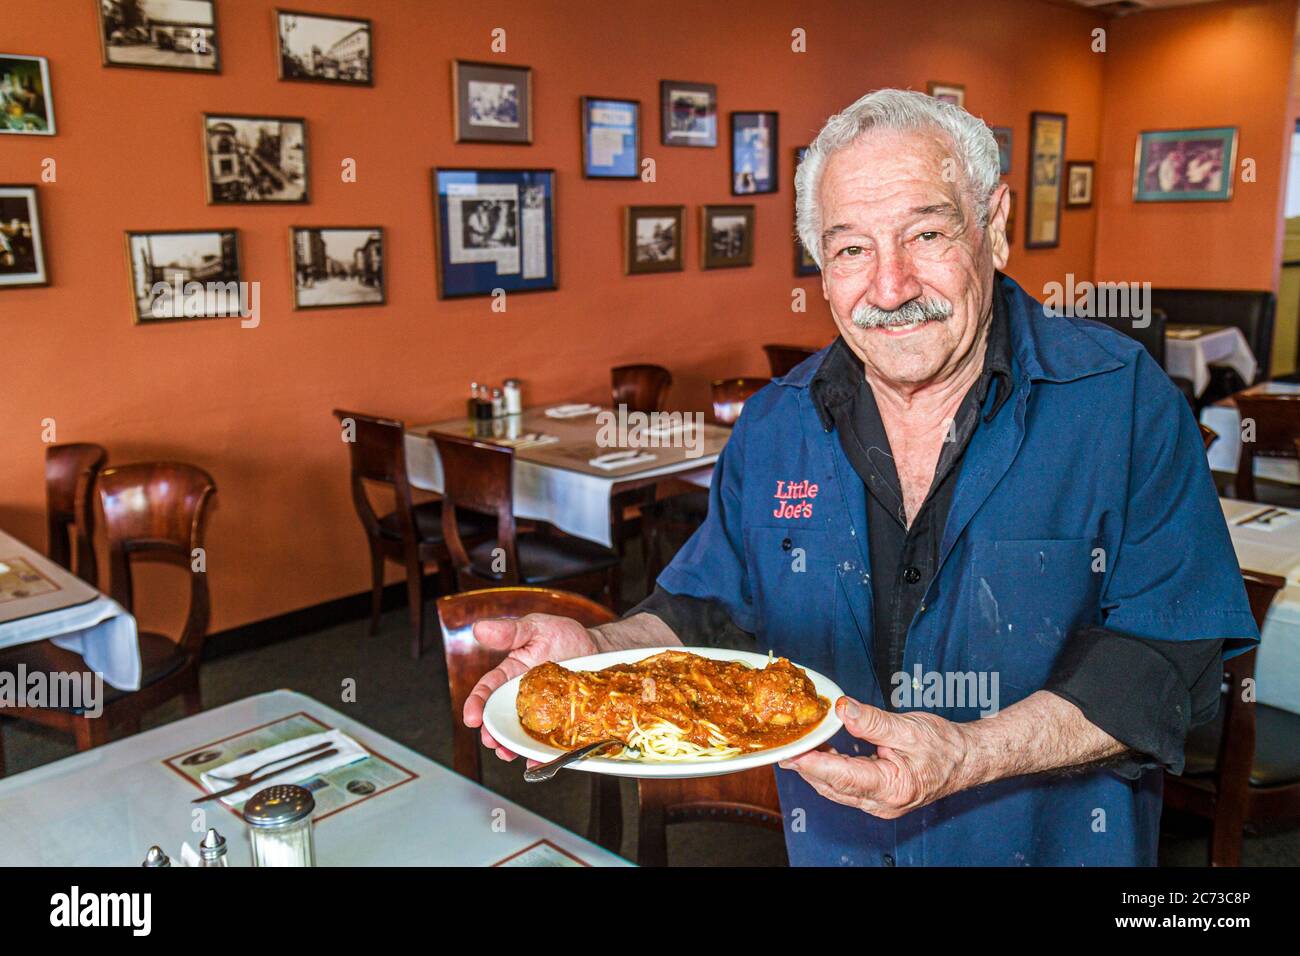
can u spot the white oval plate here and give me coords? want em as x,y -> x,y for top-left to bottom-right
482,646 -> 844,779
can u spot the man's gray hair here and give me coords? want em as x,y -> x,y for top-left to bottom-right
794,88 -> 1001,268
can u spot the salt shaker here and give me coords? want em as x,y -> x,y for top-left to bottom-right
503,378 -> 523,415
198,828 -> 228,868
490,387 -> 505,418
141,846 -> 171,867
243,785 -> 316,867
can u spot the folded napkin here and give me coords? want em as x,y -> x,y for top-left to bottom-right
1238,509 -> 1299,534
545,403 -> 600,419
496,433 -> 560,449
200,729 -> 368,806
588,451 -> 657,470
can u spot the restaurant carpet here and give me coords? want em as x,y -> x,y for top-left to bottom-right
1,590 -> 1296,866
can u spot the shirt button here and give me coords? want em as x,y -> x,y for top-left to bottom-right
781,538 -> 792,552
883,854 -> 896,867
902,566 -> 921,584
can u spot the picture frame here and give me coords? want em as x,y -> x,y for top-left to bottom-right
927,81 -> 965,109
581,97 -> 640,179
701,204 -> 754,270
0,184 -> 48,288
453,60 -> 532,145
1133,127 -> 1237,202
1007,191 -> 1016,246
625,205 -> 684,275
432,167 -> 556,298
124,228 -> 242,324
990,125 -> 1012,175
1066,161 -> 1094,208
0,55 -> 55,135
97,0 -> 220,74
1025,111 -> 1067,249
794,146 -> 818,276
290,227 -> 385,309
276,9 -> 372,86
203,113 -> 309,205
731,111 -> 778,195
660,80 -> 717,147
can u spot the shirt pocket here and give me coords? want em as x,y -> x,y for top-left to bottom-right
742,525 -> 836,675
966,537 -> 1100,700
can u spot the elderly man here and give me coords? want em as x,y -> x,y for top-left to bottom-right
464,89 -> 1257,866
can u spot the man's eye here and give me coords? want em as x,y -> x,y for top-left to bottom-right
917,231 -> 941,241
838,246 -> 863,257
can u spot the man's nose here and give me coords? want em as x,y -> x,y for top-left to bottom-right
867,246 -> 924,311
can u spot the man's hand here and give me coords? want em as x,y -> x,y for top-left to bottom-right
462,614 -> 597,762
779,696 -> 973,819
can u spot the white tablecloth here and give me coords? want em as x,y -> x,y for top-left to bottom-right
1201,398 -> 1300,487
1166,326 -> 1257,397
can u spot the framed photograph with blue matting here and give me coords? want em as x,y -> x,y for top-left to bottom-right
1133,127 -> 1237,202
731,111 -> 777,195
581,97 -> 639,179
433,168 -> 556,299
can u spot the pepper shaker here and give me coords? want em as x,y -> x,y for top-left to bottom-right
198,828 -> 228,868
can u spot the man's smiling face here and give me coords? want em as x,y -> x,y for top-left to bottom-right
818,128 -> 1009,389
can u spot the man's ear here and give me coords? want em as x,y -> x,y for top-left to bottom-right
986,183 -> 1011,270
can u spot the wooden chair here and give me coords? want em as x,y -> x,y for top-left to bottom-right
763,344 -> 817,378
0,462 -> 216,767
433,433 -> 620,607
636,767 -> 784,866
1232,394 -> 1300,504
711,377 -> 770,426
333,410 -> 489,659
1199,423 -> 1219,452
45,443 -> 107,586
1164,569 -> 1300,865
435,586 -> 622,851
610,364 -> 672,415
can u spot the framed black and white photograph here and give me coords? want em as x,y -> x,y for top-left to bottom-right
125,229 -> 242,324
731,111 -> 777,195
1026,111 -> 1066,249
0,55 -> 55,135
794,147 -> 818,276
0,185 -> 48,288
927,81 -> 965,109
1066,161 -> 1094,208
660,80 -> 717,147
203,113 -> 308,204
291,228 -> 384,309
433,168 -> 556,298
453,60 -> 532,145
1133,127 -> 1237,202
97,0 -> 220,73
277,10 -> 371,85
581,97 -> 639,179
701,204 -> 754,270
625,205 -> 683,275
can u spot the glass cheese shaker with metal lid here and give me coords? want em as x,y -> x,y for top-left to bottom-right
242,784 -> 316,867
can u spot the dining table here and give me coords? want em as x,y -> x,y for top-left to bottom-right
1221,497 -> 1300,716
1200,381 -> 1300,486
1165,323 -> 1257,399
406,403 -> 729,548
0,528 -> 140,691
0,689 -> 631,866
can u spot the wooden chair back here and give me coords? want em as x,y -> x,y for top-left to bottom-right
432,434 -> 518,587
1233,394 -> 1300,501
98,462 -> 217,656
45,442 -> 107,586
711,377 -> 770,425
436,586 -> 617,781
1199,423 -> 1219,452
611,364 -> 673,414
636,767 -> 784,866
763,344 -> 816,378
332,409 -> 418,545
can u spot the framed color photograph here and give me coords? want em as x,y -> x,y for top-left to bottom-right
0,185 -> 47,288
277,10 -> 371,85
581,97 -> 639,179
1133,127 -> 1237,202
794,146 -> 818,276
291,227 -> 384,309
125,229 -> 242,324
660,80 -> 717,147
0,55 -> 55,135
990,125 -> 1012,175
701,204 -> 754,270
1026,111 -> 1066,249
731,111 -> 778,195
97,0 -> 220,73
433,168 -> 556,298
927,81 -> 965,109
625,205 -> 684,275
203,113 -> 308,204
1066,161 -> 1094,208
453,60 -> 532,144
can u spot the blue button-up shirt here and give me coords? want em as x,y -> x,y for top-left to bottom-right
657,273 -> 1258,866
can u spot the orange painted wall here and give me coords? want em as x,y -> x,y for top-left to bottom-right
0,0 -> 1110,632
1092,0 -> 1298,290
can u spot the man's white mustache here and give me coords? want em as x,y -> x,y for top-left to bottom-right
851,298 -> 953,329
